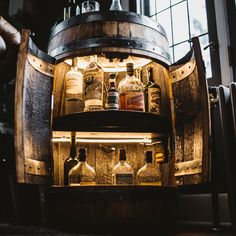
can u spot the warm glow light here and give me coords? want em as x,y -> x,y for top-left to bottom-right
64,55 -> 151,72
51,137 -> 153,144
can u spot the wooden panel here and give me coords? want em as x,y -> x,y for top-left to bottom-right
170,37 -> 210,185
15,29 -> 55,184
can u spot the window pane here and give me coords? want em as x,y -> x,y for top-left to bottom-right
189,0 -> 208,37
172,1 -> 189,44
199,34 -> 212,78
156,9 -> 172,46
171,0 -> 182,5
155,0 -> 170,12
173,41 -> 191,62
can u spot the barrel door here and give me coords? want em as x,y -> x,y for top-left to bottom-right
15,29 -> 55,184
170,37 -> 211,185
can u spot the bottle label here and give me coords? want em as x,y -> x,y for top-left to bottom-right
120,92 -> 144,111
107,91 -> 119,110
84,69 -> 103,109
115,173 -> 133,185
148,87 -> 161,114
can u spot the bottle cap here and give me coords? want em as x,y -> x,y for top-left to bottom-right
79,148 -> 86,161
145,151 -> 153,163
109,73 -> 116,79
119,149 -> 126,161
126,63 -> 134,73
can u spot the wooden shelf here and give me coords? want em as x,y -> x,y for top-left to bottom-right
52,110 -> 171,133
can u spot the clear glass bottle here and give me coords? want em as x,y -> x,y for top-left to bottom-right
112,149 -> 134,185
81,0 -> 100,13
118,63 -> 144,111
109,0 -> 123,11
107,73 -> 119,110
62,57 -> 84,115
137,151 -> 161,186
83,56 -> 104,111
64,132 -> 78,186
69,148 -> 96,186
145,67 -> 161,114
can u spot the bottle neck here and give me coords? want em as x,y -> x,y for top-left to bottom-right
109,80 -> 116,89
147,68 -> 154,83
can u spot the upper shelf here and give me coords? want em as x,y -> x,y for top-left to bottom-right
53,111 -> 171,134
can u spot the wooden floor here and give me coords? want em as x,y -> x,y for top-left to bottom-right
0,223 -> 235,236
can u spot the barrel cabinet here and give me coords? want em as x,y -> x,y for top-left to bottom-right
14,10 -> 210,233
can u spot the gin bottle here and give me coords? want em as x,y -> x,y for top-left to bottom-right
63,57 -> 83,115
110,0 -> 123,11
112,149 -> 134,185
69,148 -> 96,186
137,151 -> 161,186
118,63 -> 144,111
83,56 -> 104,111
64,132 -> 78,185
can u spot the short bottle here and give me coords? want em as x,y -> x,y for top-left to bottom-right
81,0 -> 100,13
83,56 -> 104,111
145,67 -> 161,114
112,149 -> 134,185
64,132 -> 78,186
137,151 -> 161,186
109,0 -> 123,11
62,57 -> 83,115
69,148 -> 96,186
118,63 -> 144,111
107,73 -> 119,110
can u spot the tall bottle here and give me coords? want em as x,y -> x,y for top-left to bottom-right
69,148 -> 96,186
81,0 -> 100,13
64,132 -> 78,186
107,73 -> 119,110
118,63 -> 144,111
145,67 -> 161,115
83,56 -> 104,111
109,0 -> 123,11
137,151 -> 161,186
62,57 -> 83,115
64,0 -> 77,20
112,149 -> 134,185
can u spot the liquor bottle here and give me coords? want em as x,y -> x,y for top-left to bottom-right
83,56 -> 104,111
146,67 -> 161,115
109,0 -> 123,11
69,148 -> 96,186
64,132 -> 78,185
112,149 -> 134,185
64,0 -> 76,20
107,73 -> 119,110
62,57 -> 83,115
118,63 -> 144,111
137,151 -> 161,186
81,0 -> 100,13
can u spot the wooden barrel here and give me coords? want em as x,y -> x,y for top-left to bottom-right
47,11 -> 171,66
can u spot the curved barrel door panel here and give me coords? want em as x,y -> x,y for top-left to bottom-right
170,37 -> 211,185
15,29 -> 55,184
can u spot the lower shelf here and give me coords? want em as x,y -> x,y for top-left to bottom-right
42,186 -> 178,233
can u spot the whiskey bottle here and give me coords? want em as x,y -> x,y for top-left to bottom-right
118,63 -> 144,111
81,0 -> 100,13
63,57 -> 83,115
112,149 -> 134,185
110,0 -> 123,11
69,148 -> 96,186
83,56 -> 104,111
107,73 -> 119,110
137,151 -> 161,186
146,67 -> 161,115
64,132 -> 78,185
